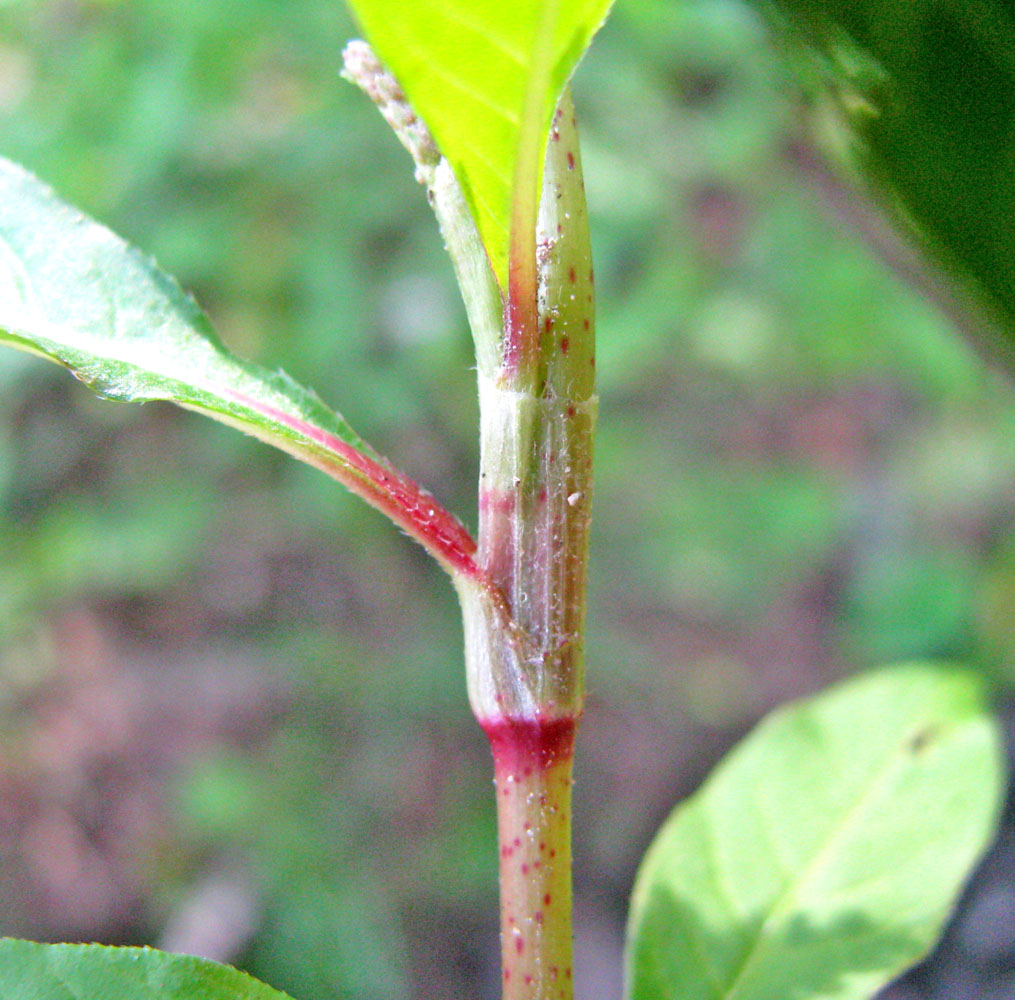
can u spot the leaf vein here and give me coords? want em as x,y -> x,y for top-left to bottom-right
721,734 -> 918,1000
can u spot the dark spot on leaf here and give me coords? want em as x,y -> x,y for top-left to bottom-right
908,725 -> 941,754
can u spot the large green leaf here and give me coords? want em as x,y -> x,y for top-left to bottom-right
754,0 -> 1015,360
0,939 -> 294,1000
343,0 -> 614,292
0,156 -> 477,577
626,664 -> 1004,1000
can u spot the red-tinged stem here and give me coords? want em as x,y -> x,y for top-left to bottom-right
218,388 -> 480,578
502,1 -> 561,391
461,88 -> 596,1000
344,56 -> 595,1000
504,251 -> 540,385
481,716 -> 577,1000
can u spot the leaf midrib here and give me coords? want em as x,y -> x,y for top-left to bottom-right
719,725 -> 925,1000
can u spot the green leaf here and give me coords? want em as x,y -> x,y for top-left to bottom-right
343,0 -> 615,291
0,939 -> 295,1000
0,156 -> 478,577
754,0 -> 1015,360
626,664 -> 1005,1000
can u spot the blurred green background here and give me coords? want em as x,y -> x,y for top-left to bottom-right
1,1 -> 1013,998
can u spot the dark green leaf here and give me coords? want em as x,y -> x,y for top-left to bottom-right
755,0 -> 1015,361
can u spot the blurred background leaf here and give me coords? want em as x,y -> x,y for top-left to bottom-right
0,1 -> 1012,999
754,0 -> 1015,365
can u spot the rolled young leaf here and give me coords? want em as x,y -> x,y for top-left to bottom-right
626,663 -> 1005,1000
0,939 -> 295,1000
0,156 -> 478,578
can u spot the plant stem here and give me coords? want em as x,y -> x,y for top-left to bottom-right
462,89 -> 595,1000
343,48 -> 595,997
482,717 -> 576,1000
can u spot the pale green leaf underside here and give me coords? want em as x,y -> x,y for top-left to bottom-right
0,939 -> 294,1000
0,157 -> 477,575
0,156 -> 364,444
626,664 -> 1004,1000
344,0 -> 614,290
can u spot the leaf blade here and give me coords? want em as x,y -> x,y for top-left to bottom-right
0,939 -> 295,1000
0,156 -> 478,578
343,0 -> 614,292
626,664 -> 1005,1000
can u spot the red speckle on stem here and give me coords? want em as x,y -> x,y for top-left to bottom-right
568,266 -> 577,283
567,151 -> 575,170
567,405 -> 576,418
544,316 -> 554,332
479,489 -> 517,515
544,893 -> 552,906
516,938 -> 525,955
560,336 -> 570,354
583,318 -> 590,330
